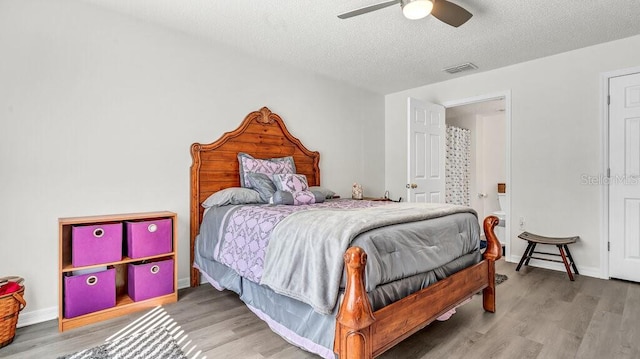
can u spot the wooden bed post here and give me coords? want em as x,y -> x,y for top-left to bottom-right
482,215 -> 501,313
335,247 -> 376,359
190,143 -> 203,288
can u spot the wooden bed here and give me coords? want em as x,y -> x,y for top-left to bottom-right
190,106 -> 502,359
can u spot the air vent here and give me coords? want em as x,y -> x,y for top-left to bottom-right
442,62 -> 478,74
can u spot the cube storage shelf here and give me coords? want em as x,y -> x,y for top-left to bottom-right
58,211 -> 178,332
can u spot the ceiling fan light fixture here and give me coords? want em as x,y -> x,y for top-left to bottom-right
401,0 -> 434,20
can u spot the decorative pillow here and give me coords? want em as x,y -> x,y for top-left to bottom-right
271,190 -> 325,206
246,172 -> 277,203
201,187 -> 262,208
273,173 -> 309,193
238,153 -> 296,188
309,186 -> 336,199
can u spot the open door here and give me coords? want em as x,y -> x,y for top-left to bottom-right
407,97 -> 446,203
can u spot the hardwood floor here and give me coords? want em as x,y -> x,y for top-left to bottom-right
3,259 -> 640,359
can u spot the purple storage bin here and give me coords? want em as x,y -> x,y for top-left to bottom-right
72,223 -> 123,267
127,259 -> 174,302
125,218 -> 172,258
64,268 -> 116,318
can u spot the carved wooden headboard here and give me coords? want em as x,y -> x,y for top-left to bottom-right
189,107 -> 320,286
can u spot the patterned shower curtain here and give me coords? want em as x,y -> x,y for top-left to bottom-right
445,125 -> 471,206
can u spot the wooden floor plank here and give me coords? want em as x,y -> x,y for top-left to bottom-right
558,293 -> 599,337
536,327 -> 581,359
620,284 -> 640,354
575,309 -> 624,358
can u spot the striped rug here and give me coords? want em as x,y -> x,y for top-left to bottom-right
59,307 -> 205,359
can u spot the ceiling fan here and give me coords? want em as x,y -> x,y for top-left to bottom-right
338,0 -> 472,27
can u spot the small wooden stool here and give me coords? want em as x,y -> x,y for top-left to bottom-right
516,231 -> 579,281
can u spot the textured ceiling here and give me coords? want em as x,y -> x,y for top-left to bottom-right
82,0 -> 640,94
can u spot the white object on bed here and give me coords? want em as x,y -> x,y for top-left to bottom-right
351,183 -> 363,199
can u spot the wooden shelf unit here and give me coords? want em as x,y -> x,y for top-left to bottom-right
58,211 -> 178,332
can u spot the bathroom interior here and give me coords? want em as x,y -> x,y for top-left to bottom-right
445,99 -> 507,252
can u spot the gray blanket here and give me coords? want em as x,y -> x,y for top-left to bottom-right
260,202 -> 477,314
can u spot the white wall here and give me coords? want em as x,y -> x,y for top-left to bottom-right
386,34 -> 640,277
0,0 -> 384,324
479,114 -> 506,216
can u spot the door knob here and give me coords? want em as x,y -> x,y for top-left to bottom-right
406,183 -> 418,189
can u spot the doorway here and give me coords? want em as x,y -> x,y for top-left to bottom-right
444,93 -> 511,259
445,100 -> 506,222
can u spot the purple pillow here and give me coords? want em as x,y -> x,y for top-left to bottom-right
238,153 -> 296,188
272,174 -> 309,193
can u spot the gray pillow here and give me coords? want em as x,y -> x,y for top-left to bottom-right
309,186 -> 336,199
271,190 -> 325,205
246,173 -> 277,203
202,187 -> 262,208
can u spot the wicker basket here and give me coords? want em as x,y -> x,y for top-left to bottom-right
0,277 -> 26,349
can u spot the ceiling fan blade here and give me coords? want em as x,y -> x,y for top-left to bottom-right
337,0 -> 400,19
431,0 -> 472,27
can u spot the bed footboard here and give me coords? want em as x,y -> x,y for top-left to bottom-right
335,215 -> 501,359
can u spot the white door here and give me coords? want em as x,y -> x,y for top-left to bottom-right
609,72 -> 640,282
407,97 -> 445,203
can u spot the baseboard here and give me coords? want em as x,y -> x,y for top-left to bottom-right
17,306 -> 57,328
18,276 -> 193,328
507,254 -> 605,279
177,277 -> 190,290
